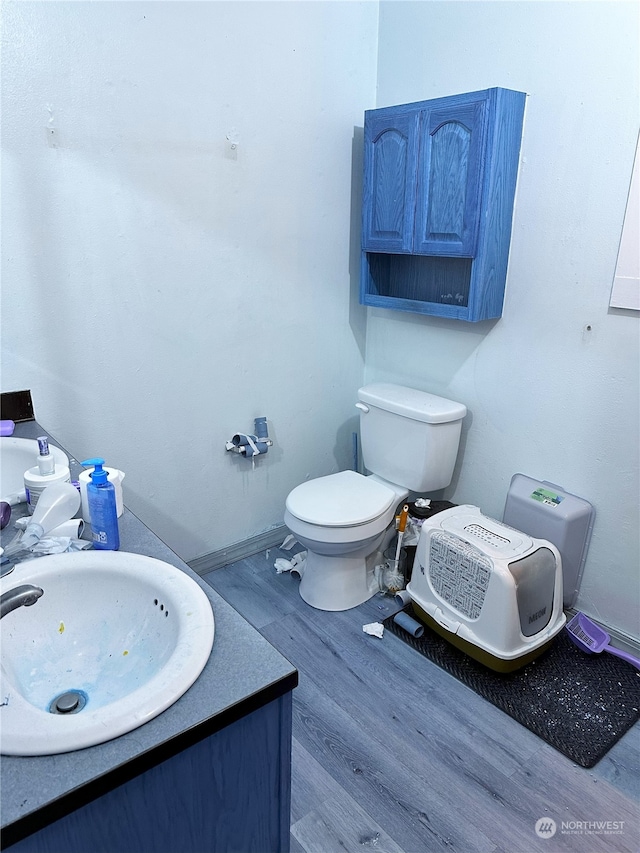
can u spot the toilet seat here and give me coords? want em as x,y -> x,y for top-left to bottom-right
285,470 -> 396,527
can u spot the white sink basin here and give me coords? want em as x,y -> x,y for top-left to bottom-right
0,551 -> 215,755
0,436 -> 69,502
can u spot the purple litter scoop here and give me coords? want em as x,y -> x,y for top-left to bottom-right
566,612 -> 640,669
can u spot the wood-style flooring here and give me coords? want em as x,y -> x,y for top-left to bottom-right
203,547 -> 639,853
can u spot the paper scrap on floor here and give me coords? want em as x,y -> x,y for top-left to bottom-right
363,622 -> 384,638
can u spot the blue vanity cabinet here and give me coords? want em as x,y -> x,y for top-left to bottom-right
360,88 -> 526,322
5,693 -> 293,853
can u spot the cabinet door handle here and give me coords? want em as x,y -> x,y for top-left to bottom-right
355,402 -> 369,413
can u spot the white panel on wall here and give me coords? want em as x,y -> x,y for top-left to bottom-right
610,134 -> 640,310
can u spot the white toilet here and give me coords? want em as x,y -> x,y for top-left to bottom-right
284,383 -> 467,611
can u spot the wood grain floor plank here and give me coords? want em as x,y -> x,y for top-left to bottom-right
289,831 -> 307,853
292,794 -> 408,853
290,674 -> 497,853
204,557 -> 299,629
506,745 -> 639,851
291,736 -> 345,824
590,725 -> 640,800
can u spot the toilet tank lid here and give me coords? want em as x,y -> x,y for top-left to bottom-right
358,383 -> 466,424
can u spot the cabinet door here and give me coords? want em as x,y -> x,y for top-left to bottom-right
362,111 -> 419,252
414,99 -> 487,256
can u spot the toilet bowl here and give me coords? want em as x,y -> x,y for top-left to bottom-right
284,470 -> 407,611
284,383 -> 466,612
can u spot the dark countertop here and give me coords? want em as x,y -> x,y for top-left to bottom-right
0,421 -> 297,846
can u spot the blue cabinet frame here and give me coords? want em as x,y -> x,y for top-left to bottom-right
360,88 -> 526,321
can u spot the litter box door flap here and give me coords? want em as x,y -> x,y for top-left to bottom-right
507,547 -> 559,637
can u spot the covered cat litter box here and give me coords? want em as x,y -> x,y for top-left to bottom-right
407,506 -> 566,672
502,474 -> 595,608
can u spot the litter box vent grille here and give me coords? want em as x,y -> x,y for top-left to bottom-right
464,523 -> 510,548
428,532 -> 492,619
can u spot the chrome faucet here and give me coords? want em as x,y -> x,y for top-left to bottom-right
0,585 -> 44,619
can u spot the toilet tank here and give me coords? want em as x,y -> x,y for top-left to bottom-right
357,383 -> 466,492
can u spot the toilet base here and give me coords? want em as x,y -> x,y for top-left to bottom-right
298,547 -> 383,612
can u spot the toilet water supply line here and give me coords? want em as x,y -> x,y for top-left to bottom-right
225,417 -> 272,461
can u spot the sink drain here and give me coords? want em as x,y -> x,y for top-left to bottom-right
49,690 -> 88,715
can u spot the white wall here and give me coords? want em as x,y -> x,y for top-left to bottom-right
371,1 -> 639,639
1,1 -> 378,561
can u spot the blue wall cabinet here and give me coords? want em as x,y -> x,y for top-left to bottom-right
360,88 -> 526,321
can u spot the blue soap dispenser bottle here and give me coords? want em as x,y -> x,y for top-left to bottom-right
82,458 -> 120,550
